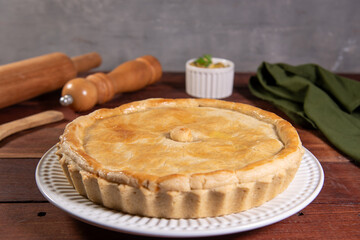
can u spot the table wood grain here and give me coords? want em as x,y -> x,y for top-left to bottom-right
0,72 -> 359,239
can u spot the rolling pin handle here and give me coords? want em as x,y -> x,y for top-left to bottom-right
71,52 -> 102,73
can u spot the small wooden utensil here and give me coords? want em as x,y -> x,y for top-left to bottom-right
60,55 -> 162,112
0,52 -> 102,109
0,111 -> 64,141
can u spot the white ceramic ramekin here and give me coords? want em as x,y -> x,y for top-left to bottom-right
185,58 -> 234,99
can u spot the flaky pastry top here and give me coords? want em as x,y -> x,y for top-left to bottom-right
58,98 -> 303,191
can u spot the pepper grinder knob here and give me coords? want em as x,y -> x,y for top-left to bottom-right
59,95 -> 73,106
60,78 -> 98,112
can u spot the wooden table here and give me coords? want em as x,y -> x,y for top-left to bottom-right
0,73 -> 359,239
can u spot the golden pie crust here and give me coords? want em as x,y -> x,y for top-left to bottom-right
57,98 -> 303,218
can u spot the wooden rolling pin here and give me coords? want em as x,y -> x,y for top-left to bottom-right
60,55 -> 162,111
0,52 -> 102,109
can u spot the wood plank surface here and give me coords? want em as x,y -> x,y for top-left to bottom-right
0,72 -> 359,239
0,203 -> 359,240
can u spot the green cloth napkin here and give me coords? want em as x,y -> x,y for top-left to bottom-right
249,62 -> 360,163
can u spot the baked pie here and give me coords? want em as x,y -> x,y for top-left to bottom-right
57,98 -> 303,218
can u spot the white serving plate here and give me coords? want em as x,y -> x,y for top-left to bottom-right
36,146 -> 324,238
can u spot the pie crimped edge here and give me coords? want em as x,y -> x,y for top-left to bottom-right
57,98 -> 303,218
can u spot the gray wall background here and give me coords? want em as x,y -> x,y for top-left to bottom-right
0,0 -> 359,72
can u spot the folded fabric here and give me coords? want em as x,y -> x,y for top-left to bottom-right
249,62 -> 360,163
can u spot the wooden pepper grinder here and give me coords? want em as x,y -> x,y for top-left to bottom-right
60,55 -> 162,111
0,52 -> 102,109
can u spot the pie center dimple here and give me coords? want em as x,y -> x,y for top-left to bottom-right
170,126 -> 194,142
